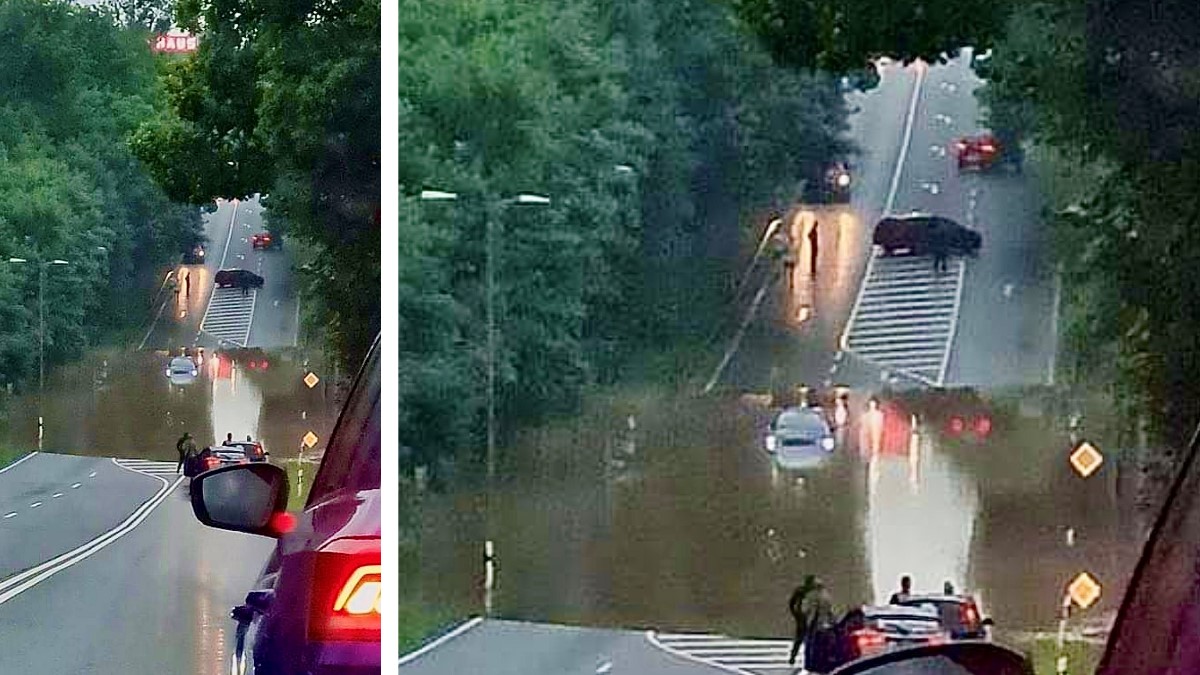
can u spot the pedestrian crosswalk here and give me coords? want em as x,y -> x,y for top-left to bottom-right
842,252 -> 965,386
113,458 -> 180,478
649,631 -> 798,673
200,287 -> 257,347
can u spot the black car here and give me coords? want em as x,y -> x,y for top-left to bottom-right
215,268 -> 265,289
808,604 -> 947,673
190,334 -> 381,673
183,444 -> 254,478
872,214 -> 982,257
182,243 -> 206,264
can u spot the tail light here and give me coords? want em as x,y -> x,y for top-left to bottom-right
973,416 -> 992,437
851,628 -> 886,653
948,416 -> 965,435
961,603 -> 981,628
204,456 -> 220,470
981,143 -> 996,153
309,551 -> 382,642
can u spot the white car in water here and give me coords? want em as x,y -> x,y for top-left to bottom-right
765,406 -> 836,472
166,356 -> 198,387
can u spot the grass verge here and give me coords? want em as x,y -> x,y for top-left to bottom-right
1021,637 -> 1104,675
282,458 -> 317,509
0,446 -> 27,470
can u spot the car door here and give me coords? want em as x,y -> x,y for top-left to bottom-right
1097,422 -> 1200,674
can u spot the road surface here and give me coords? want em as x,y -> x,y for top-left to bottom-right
0,453 -> 275,673
141,196 -> 300,352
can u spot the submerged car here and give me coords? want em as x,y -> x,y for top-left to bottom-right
184,444 -> 253,478
766,406 -> 836,471
873,214 -> 982,257
215,268 -> 265,289
166,356 -> 198,386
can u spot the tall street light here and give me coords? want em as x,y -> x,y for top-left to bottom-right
419,189 -> 551,486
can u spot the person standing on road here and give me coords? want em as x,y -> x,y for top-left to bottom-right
788,575 -> 818,666
184,271 -> 191,296
808,221 -> 820,276
803,579 -> 837,673
889,575 -> 913,604
223,433 -> 234,446
176,432 -> 197,473
930,226 -> 949,274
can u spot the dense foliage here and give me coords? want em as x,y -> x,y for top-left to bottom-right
132,0 -> 382,369
0,0 -> 200,393
399,0 -> 851,476
978,0 -> 1200,448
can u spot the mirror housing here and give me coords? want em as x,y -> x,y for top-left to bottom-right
829,641 -> 1033,675
190,462 -> 290,537
981,617 -> 995,627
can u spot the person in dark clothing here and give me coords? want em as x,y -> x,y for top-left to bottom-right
944,580 -> 956,595
808,221 -> 820,276
176,432 -> 197,473
788,575 -> 818,665
930,225 -> 949,273
184,272 -> 191,296
803,580 -> 837,672
223,433 -> 234,446
889,575 -> 913,604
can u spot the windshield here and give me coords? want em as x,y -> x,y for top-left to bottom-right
402,2 -> 1193,674
0,0 -> 379,670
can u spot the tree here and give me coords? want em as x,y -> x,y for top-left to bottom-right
133,0 -> 381,368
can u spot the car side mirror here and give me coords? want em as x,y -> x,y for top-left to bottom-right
190,463 -> 290,537
981,617 -> 995,627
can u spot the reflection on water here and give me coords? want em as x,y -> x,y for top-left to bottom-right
866,432 -> 978,605
209,361 -> 263,444
420,390 -> 1136,638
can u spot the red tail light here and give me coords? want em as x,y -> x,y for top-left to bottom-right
981,144 -> 996,153
961,603 -> 980,628
974,416 -> 992,437
948,416 -> 965,435
204,456 -> 220,470
248,360 -> 258,370
852,628 -> 886,653
309,551 -> 382,642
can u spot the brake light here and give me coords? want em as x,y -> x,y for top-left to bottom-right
309,552 -> 382,642
204,456 -> 220,470
961,603 -> 980,627
981,143 -> 996,153
974,416 -> 992,437
948,416 -> 965,435
852,629 -> 886,653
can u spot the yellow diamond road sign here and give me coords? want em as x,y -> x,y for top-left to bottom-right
1070,441 -> 1103,478
1068,572 -> 1101,609
304,372 -> 320,389
302,431 -> 319,449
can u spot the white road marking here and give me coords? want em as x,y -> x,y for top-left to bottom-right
88,471 -> 97,478
884,64 -> 927,215
648,631 -> 797,673
3,513 -> 15,520
71,482 -> 81,489
596,661 -> 613,674
1003,283 -> 1014,298
29,502 -> 41,509
0,451 -> 38,475
200,288 -> 257,347
113,459 -> 180,478
52,493 -> 62,499
0,463 -> 181,605
398,616 -> 484,667
217,199 -> 240,270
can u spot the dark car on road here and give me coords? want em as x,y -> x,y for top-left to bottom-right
954,130 -> 1023,173
183,444 -> 255,478
809,604 -> 947,673
190,334 -> 381,674
215,268 -> 265,290
251,231 -> 282,250
766,406 -> 836,472
873,213 -> 982,257
182,243 -> 206,264
895,594 -> 993,641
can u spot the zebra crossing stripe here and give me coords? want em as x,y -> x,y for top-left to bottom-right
647,631 -> 800,673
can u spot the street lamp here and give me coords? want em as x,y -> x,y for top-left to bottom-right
419,188 -> 552,486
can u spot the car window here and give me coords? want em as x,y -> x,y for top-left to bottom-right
308,341 -> 381,504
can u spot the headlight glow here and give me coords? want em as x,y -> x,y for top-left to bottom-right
822,437 -> 836,451
766,435 -> 777,452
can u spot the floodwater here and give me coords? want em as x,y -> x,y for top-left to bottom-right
0,347 -> 341,463
418,389 -> 1139,639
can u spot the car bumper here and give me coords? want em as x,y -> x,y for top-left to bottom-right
308,641 -> 381,674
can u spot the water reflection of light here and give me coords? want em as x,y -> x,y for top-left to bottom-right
208,361 -> 262,445
865,430 -> 979,605
907,430 -> 921,494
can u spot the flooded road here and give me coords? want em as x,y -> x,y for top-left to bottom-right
0,346 -> 341,463
418,388 -> 1137,639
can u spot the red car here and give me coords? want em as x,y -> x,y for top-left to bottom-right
953,133 -> 1002,170
251,231 -> 282,250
